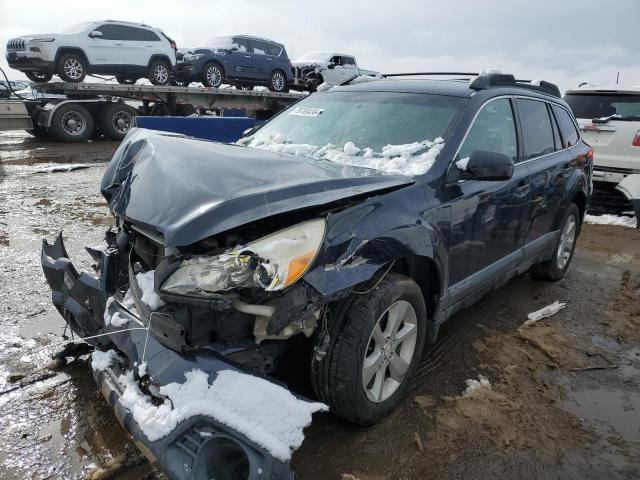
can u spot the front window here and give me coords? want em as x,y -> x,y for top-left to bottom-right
565,93 -> 640,121
241,91 -> 465,176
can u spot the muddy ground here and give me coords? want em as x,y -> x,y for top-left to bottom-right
0,131 -> 639,480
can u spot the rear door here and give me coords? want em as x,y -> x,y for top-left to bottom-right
86,24 -> 126,65
247,39 -> 271,81
516,98 -> 572,256
118,26 -> 152,67
445,97 -> 531,299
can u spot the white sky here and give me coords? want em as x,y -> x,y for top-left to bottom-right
1,0 -> 638,93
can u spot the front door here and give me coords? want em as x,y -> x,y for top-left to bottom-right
231,38 -> 262,81
445,97 -> 531,302
86,24 -> 127,66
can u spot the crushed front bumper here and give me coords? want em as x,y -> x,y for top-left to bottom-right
41,234 -> 296,479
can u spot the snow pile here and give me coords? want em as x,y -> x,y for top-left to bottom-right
248,133 -> 445,176
456,157 -> 470,171
349,74 -> 383,84
117,368 -> 328,461
523,300 -> 566,327
463,375 -> 491,397
584,214 -> 637,228
91,349 -> 119,371
316,82 -> 332,92
104,289 -> 137,327
135,270 -> 166,310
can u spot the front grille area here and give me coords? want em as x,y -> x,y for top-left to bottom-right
7,39 -> 26,51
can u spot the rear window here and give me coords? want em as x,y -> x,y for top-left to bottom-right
564,93 -> 640,121
517,99 -> 555,160
552,105 -> 580,148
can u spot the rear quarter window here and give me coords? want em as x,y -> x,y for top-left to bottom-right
517,99 -> 556,160
552,105 -> 580,148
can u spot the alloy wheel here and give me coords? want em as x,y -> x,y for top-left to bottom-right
556,214 -> 577,269
154,64 -> 169,84
206,65 -> 222,87
63,58 -> 84,80
271,71 -> 285,91
362,300 -> 418,403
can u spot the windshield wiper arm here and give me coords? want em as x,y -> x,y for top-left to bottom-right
592,114 -> 640,123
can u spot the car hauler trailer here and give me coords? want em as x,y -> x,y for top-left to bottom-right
2,82 -> 304,142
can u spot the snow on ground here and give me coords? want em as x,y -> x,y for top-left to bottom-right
117,368 -> 328,461
34,164 -> 91,173
584,214 -> 637,228
247,132 -> 445,176
135,271 -> 165,310
463,375 -> 491,396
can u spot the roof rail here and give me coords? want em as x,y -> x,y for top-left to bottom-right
470,73 -> 561,97
382,72 -> 479,78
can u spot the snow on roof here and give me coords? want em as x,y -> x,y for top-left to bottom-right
566,84 -> 640,94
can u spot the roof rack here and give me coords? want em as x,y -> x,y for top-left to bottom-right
382,72 -> 479,78
380,71 -> 561,98
469,73 -> 561,97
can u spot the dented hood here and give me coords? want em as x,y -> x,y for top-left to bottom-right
101,129 -> 413,247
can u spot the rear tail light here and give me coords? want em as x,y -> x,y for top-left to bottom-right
633,131 -> 640,147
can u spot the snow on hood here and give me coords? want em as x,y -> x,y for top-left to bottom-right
245,133 -> 445,176
117,368 -> 327,461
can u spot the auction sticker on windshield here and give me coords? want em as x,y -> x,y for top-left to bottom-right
289,106 -> 324,117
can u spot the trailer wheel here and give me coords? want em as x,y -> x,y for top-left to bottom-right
50,103 -> 93,142
25,71 -> 53,83
98,103 -> 137,140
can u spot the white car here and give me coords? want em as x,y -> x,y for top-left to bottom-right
292,51 -> 378,91
6,20 -> 177,85
564,85 -> 640,186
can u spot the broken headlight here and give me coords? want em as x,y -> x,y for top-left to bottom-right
161,219 -> 325,295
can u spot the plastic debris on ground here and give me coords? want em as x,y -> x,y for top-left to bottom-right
584,214 -> 637,228
522,301 -> 566,328
34,163 -> 91,173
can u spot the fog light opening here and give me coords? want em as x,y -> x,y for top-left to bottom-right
198,437 -> 250,480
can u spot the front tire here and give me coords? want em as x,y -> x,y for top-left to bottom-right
50,103 -> 93,142
268,69 -> 288,92
57,53 -> 87,82
201,62 -> 223,88
532,203 -> 580,281
311,272 -> 427,425
98,103 -> 137,140
148,60 -> 170,85
25,71 -> 53,83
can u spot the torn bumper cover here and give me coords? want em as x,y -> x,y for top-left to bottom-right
42,235 -> 324,480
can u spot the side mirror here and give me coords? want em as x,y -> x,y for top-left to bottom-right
457,150 -> 514,181
89,30 -> 103,38
230,46 -> 239,52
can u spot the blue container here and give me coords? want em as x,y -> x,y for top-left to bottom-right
135,116 -> 256,143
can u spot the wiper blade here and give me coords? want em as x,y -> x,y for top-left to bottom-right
592,114 -> 640,123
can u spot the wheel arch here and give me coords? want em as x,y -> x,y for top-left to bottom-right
391,255 -> 441,321
148,54 -> 173,68
54,47 -> 90,69
572,190 -> 587,224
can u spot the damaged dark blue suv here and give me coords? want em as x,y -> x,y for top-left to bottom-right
41,72 -> 592,479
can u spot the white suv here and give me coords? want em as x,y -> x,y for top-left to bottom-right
6,20 -> 177,85
564,85 -> 640,186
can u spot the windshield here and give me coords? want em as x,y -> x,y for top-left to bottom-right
296,51 -> 330,62
565,93 -> 640,121
60,22 -> 95,34
241,91 -> 465,176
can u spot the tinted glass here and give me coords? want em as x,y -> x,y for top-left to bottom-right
549,104 -> 562,151
266,43 -> 281,56
121,26 -> 148,41
95,24 -> 124,40
232,37 -> 248,52
458,98 -> 518,162
517,99 -> 555,160
143,29 -> 160,41
343,57 -> 356,66
246,91 -> 465,153
564,93 -> 640,120
553,105 -> 580,148
251,40 -> 269,55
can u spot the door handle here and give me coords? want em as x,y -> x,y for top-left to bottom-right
514,180 -> 530,195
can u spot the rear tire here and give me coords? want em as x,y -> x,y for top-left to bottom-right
201,62 -> 223,88
50,103 -> 93,142
531,203 -> 580,281
25,71 -> 53,83
57,53 -> 87,82
148,60 -> 171,85
268,69 -> 288,92
98,103 -> 137,140
311,272 -> 427,425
